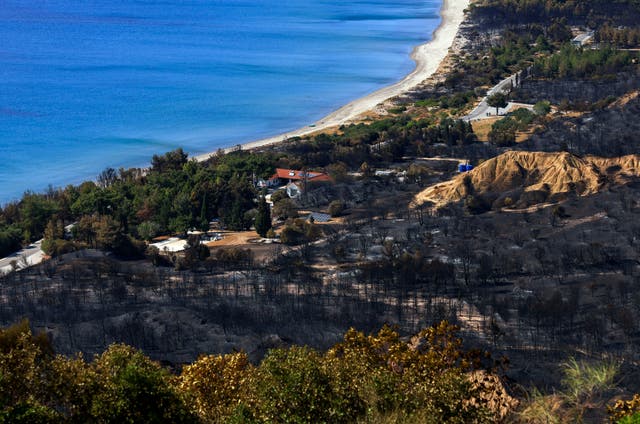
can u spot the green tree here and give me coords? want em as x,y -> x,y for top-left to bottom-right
94,215 -> 121,251
179,352 -> 253,422
487,92 -> 508,115
279,219 -> 321,245
0,226 -> 23,257
488,117 -> 517,147
270,190 -> 287,204
533,100 -> 552,116
41,217 -> 73,257
324,322 -> 493,422
137,221 -> 162,241
150,148 -> 188,173
0,320 -> 58,422
219,178 -> 256,231
45,355 -> 96,422
19,193 -> 59,241
548,18 -> 572,42
272,199 -> 297,220
199,193 -> 208,231
254,196 -> 272,237
253,346 -> 342,423
536,34 -> 551,51
182,235 -> 210,268
0,402 -> 58,424
279,224 -> 301,245
74,215 -> 98,247
90,344 -> 196,424
70,182 -> 108,216
223,198 -> 247,231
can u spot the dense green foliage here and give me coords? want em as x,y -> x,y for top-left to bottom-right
533,100 -> 551,116
531,45 -> 636,79
0,226 -> 22,259
286,116 -> 477,169
0,321 -> 501,423
2,1 -> 640,420
253,195 -> 272,238
0,149 -> 278,257
472,0 -> 640,26
414,90 -> 477,111
487,92 -> 508,115
0,320 -> 196,423
0,115 -> 477,259
453,0 -> 640,91
445,27 -> 555,89
2,0 -> 638,262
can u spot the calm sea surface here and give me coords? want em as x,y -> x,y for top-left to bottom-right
0,0 -> 441,203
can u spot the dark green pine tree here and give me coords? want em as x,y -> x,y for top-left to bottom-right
487,92 -> 508,115
254,195 -> 272,238
199,193 -> 208,231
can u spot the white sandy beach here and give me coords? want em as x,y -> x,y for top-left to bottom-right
195,0 -> 470,161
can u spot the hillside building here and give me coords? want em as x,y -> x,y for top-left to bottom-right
257,168 -> 332,198
571,31 -> 594,47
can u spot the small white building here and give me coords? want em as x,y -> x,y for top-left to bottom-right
285,182 -> 302,199
571,32 -> 594,47
256,178 -> 279,189
150,237 -> 188,253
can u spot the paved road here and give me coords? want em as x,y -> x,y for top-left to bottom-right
463,72 -> 521,122
0,240 -> 44,275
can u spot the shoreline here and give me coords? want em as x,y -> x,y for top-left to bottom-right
195,0 -> 470,161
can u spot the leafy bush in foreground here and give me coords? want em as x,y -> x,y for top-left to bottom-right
0,320 -> 510,423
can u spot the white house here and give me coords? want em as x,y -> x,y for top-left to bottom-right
571,32 -> 594,47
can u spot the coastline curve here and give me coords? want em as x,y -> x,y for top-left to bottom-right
195,0 -> 470,160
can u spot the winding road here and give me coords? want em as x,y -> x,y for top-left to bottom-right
0,240 -> 44,275
463,71 -> 522,122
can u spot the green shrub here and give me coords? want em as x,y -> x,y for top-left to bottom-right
91,344 -> 197,423
511,108 -> 535,126
618,413 -> 640,424
533,101 -> 552,116
279,219 -> 321,245
253,347 -> 345,423
41,239 -> 75,257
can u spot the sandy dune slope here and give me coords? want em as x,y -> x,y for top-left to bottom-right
413,151 -> 640,208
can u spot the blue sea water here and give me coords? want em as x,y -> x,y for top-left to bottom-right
0,0 -> 442,203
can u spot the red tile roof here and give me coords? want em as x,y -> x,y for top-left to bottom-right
270,168 -> 332,182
